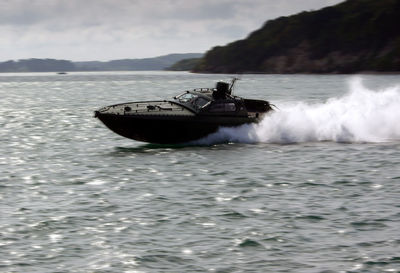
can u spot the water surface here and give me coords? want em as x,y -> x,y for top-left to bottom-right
1,72 -> 399,272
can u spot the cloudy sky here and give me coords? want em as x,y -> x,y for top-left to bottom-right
1,0 -> 343,61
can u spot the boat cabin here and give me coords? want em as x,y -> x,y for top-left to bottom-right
173,81 -> 270,117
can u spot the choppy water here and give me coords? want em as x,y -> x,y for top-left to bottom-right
1,71 -> 400,273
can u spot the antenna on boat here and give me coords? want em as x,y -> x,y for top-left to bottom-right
229,77 -> 240,95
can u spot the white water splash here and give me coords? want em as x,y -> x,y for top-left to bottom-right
197,78 -> 400,144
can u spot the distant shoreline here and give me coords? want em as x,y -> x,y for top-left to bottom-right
0,53 -> 203,73
1,70 -> 399,75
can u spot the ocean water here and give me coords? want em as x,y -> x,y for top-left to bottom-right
0,71 -> 399,273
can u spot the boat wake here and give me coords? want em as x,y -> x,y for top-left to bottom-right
194,78 -> 400,145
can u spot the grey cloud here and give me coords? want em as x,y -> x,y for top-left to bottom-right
1,0 -> 342,28
0,0 -> 343,61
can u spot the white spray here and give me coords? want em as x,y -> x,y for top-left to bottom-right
196,77 -> 400,144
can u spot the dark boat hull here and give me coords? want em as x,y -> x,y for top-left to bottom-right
96,113 -> 256,144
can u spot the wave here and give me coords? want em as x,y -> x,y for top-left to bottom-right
195,77 -> 400,145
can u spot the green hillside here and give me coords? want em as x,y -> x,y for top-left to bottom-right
193,0 -> 400,73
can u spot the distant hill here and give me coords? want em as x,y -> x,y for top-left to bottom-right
193,0 -> 400,73
75,53 -> 203,71
0,53 -> 203,72
0,59 -> 75,72
165,58 -> 202,71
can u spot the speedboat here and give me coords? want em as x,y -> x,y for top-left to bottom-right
94,79 -> 274,144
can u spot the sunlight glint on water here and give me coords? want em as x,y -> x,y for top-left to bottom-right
0,72 -> 399,273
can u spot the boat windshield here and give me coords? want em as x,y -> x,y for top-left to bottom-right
193,97 -> 209,108
175,92 -> 211,109
176,92 -> 198,103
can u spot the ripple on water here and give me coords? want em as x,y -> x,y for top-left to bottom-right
237,238 -> 264,248
1,73 -> 400,273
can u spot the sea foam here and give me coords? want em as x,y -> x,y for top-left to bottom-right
196,77 -> 400,144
